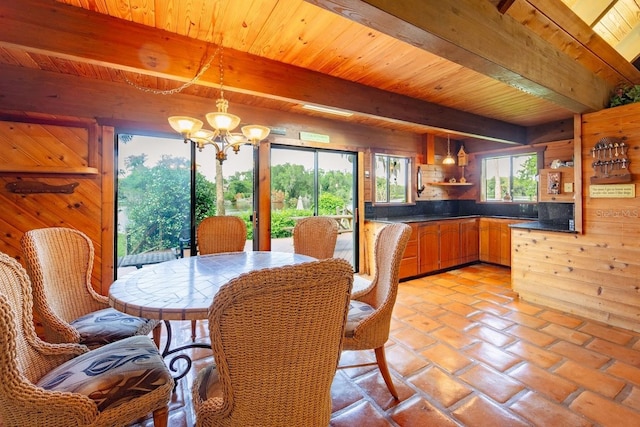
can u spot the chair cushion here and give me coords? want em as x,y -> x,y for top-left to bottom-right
36,335 -> 172,412
345,300 -> 375,337
196,364 -> 224,402
70,307 -> 156,347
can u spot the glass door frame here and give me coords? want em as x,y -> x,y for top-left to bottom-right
263,143 -> 359,268
114,131 -> 195,279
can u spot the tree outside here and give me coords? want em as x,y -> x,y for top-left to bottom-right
512,154 -> 538,201
118,153 -> 215,256
484,153 -> 537,201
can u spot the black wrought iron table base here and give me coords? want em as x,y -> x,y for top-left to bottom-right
161,320 -> 211,384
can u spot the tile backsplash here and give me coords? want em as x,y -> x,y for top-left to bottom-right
365,200 -> 574,225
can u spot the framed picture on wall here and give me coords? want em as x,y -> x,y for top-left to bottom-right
547,171 -> 560,194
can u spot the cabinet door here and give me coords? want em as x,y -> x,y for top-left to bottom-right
479,219 -> 491,262
399,223 -> 418,279
439,221 -> 460,269
419,223 -> 439,273
488,221 -> 502,264
460,219 -> 479,264
500,222 -> 511,266
479,218 -> 504,265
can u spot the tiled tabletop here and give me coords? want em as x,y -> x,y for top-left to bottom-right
109,251 -> 315,321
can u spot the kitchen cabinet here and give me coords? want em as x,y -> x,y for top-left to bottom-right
500,221 -> 511,266
479,218 -> 530,266
479,219 -> 501,264
365,217 -> 522,280
418,218 -> 478,274
399,223 -> 419,279
418,223 -> 439,274
459,218 -> 479,264
439,221 -> 461,269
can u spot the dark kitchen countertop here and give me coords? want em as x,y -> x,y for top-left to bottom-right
509,220 -> 577,233
368,216 -> 576,234
367,215 -> 534,224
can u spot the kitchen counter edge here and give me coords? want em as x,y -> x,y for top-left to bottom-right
367,216 -> 575,233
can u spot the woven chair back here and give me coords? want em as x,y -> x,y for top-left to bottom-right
293,216 -> 338,259
372,223 -> 412,308
197,216 -> 247,255
0,252 -> 59,386
204,258 -> 353,426
349,223 -> 412,348
21,227 -> 99,328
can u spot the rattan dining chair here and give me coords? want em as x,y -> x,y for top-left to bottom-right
0,251 -> 174,427
21,227 -> 161,349
292,216 -> 339,259
196,215 -> 247,255
340,222 -> 412,399
192,258 -> 354,427
192,215 -> 248,341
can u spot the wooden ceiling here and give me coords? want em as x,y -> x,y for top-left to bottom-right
1,0 -> 639,145
560,0 -> 640,63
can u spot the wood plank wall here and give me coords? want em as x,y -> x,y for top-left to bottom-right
512,103 -> 640,333
0,113 -> 106,293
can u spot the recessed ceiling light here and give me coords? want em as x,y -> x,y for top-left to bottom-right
302,104 -> 353,117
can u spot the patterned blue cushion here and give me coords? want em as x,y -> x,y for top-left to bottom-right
345,300 -> 374,337
70,307 -> 155,347
36,335 -> 172,411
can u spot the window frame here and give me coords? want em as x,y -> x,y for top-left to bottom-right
372,153 -> 414,205
478,147 -> 543,203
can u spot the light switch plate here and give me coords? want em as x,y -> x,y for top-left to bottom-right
564,182 -> 573,192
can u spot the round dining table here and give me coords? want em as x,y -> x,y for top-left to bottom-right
109,251 -> 315,320
108,251 -> 316,382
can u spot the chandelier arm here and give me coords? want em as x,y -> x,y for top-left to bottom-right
222,139 -> 245,153
205,141 -> 222,154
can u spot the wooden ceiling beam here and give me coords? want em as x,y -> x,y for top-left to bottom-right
496,0 -> 516,14
0,0 -> 525,143
306,0 -> 612,112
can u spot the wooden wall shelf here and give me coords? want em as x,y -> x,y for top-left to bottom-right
539,167 -> 574,202
0,166 -> 99,175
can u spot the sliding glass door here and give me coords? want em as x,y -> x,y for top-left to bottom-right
116,135 -> 193,278
115,134 -> 255,278
270,146 -> 357,267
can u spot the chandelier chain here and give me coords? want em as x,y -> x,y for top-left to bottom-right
122,45 -> 222,95
218,44 -> 225,98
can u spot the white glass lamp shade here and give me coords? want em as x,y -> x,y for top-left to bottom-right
168,116 -> 203,137
190,129 -> 215,148
206,111 -> 241,132
443,135 -> 456,165
228,133 -> 246,144
241,125 -> 270,144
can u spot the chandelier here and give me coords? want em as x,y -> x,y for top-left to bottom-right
443,134 -> 456,165
168,46 -> 270,164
